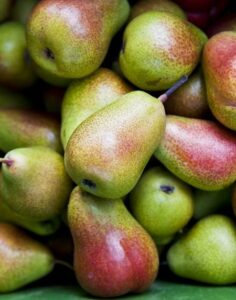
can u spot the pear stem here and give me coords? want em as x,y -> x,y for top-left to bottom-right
55,259 -> 74,271
159,75 -> 188,103
0,158 -> 14,166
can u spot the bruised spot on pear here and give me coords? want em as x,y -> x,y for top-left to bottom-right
43,47 -> 55,60
160,185 -> 175,194
81,179 -> 96,190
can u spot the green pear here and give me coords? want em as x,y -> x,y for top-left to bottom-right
0,108 -> 62,153
154,115 -> 236,190
0,86 -> 33,109
0,223 -> 54,292
11,0 -> 38,25
129,166 -> 194,245
165,69 -> 209,118
0,146 -> 73,221
167,215 -> 236,285
119,11 -> 207,91
68,186 -> 158,298
0,0 -> 12,22
0,21 -> 36,88
130,0 -> 186,21
193,186 -> 233,219
27,0 -> 130,79
203,31 -> 236,130
65,91 -> 166,199
61,68 -> 132,149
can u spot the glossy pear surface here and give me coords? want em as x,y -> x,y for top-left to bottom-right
27,0 -> 130,78
65,91 -> 166,199
167,215 -> 236,284
154,116 -> 236,190
68,187 -> 158,298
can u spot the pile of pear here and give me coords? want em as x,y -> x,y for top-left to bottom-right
0,0 -> 236,298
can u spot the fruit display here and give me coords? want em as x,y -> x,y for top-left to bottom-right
0,0 -> 235,299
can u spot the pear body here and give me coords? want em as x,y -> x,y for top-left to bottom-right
0,223 -> 54,292
130,166 -> 193,244
0,109 -> 62,153
119,11 -> 207,91
165,69 -> 209,118
61,68 -> 132,149
0,147 -> 73,221
27,0 -> 130,78
0,21 -> 36,88
154,115 -> 236,190
130,0 -> 186,21
65,91 -> 166,199
167,215 -> 236,285
203,31 -> 236,130
68,187 -> 158,298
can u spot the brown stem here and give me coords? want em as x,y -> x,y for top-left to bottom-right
0,158 -> 14,166
159,75 -> 188,103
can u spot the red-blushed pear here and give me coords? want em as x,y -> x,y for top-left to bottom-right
203,31 -> 236,130
0,223 -> 54,292
154,115 -> 236,191
26,0 -> 130,79
68,187 -> 158,298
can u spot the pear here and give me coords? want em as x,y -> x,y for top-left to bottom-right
167,215 -> 236,285
0,86 -> 33,109
0,21 -> 36,88
0,0 -> 12,22
119,11 -> 207,91
130,0 -> 186,21
0,108 -> 62,153
0,191 -> 60,235
164,69 -> 209,118
193,186 -> 233,220
11,0 -> 38,25
27,0 -> 130,79
68,186 -> 158,298
65,91 -> 166,199
129,166 -> 194,245
154,115 -> 236,191
0,146 -> 73,221
0,223 -> 54,292
203,31 -> 236,130
61,68 -> 132,149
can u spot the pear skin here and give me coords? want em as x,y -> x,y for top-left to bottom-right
61,68 -> 132,148
130,0 -> 186,21
0,223 -> 54,292
27,0 -> 130,78
154,115 -> 236,191
68,187 -> 158,298
0,108 -> 62,153
119,11 -> 207,91
65,91 -> 166,199
167,215 -> 236,285
203,31 -> 236,130
0,146 -> 73,221
129,166 -> 194,244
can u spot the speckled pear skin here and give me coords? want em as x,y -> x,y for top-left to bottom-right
165,69 -> 209,118
203,31 -> 236,130
65,91 -> 166,199
119,11 -> 207,91
0,108 -> 62,153
130,0 -> 186,21
167,215 -> 236,285
0,21 -> 36,89
154,115 -> 236,191
68,186 -> 158,298
0,146 -> 73,221
27,0 -> 130,79
129,166 -> 194,245
0,191 -> 60,235
61,68 -> 132,149
0,223 -> 54,292
0,0 -> 12,22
